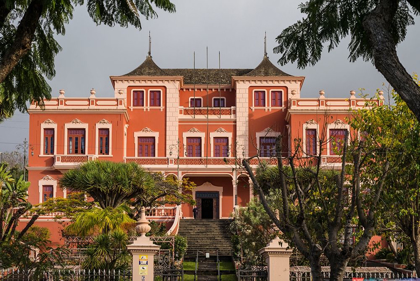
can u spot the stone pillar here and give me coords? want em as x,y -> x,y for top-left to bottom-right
127,207 -> 160,281
259,237 -> 293,281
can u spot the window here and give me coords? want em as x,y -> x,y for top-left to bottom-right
43,185 -> 53,202
213,98 -> 225,107
330,129 -> 347,155
260,137 -> 276,157
68,129 -> 85,154
254,91 -> 265,107
306,129 -> 317,155
138,137 -> 155,157
271,91 -> 282,107
190,98 -> 202,107
133,90 -> 144,106
214,137 -> 228,157
150,90 -> 161,106
98,129 -> 109,155
44,129 -> 54,155
187,137 -> 201,157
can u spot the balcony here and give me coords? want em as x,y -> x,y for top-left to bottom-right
53,154 -> 97,169
179,106 -> 236,120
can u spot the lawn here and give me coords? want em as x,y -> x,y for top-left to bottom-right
183,261 -> 197,271
218,261 -> 235,271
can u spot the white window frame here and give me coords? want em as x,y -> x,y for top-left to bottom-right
188,97 -> 203,108
64,119 -> 89,156
302,120 -> 320,156
130,89 -> 146,111
256,128 -> 281,157
183,129 -> 205,157
148,89 -> 164,111
134,128 -> 159,157
251,89 -> 267,111
212,97 -> 226,107
269,89 -> 285,109
38,175 -> 58,203
40,119 -> 57,157
210,129 -> 232,157
327,120 -> 350,156
95,119 -> 112,157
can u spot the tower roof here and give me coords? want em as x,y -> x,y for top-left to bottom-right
244,56 -> 290,77
124,56 -> 168,76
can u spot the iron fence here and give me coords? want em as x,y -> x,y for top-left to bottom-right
237,266 -> 268,281
0,268 -> 132,281
290,266 -> 416,280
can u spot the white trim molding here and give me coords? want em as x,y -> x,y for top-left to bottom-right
130,89 -> 146,111
256,127 -> 281,156
268,89 -> 286,111
183,128 -> 205,157
147,89 -> 164,111
40,119 -> 57,157
188,97 -> 203,107
64,119 -> 89,155
209,127 -> 233,157
95,119 -> 113,156
134,127 -> 159,157
212,97 -> 226,107
251,89 -> 268,111
302,119 -> 320,156
38,175 -> 58,203
327,119 -> 350,156
192,182 -> 224,219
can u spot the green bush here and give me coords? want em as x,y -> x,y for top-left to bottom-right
174,235 -> 188,260
374,248 -> 393,260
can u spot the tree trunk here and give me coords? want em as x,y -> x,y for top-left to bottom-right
363,0 -> 420,122
412,229 -> 420,277
309,256 -> 324,281
329,255 -> 349,281
0,0 -> 44,84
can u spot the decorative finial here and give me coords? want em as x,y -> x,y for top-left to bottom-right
350,90 -> 356,99
378,91 -> 384,100
319,90 -> 325,99
59,89 -> 65,97
264,32 -> 267,58
90,88 -> 96,96
136,206 -> 151,237
148,31 -> 152,58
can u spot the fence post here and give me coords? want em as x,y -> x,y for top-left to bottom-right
259,236 -> 293,281
127,206 -> 160,281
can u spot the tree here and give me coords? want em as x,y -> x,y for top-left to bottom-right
59,161 -> 154,209
0,0 -> 176,121
230,198 -> 280,266
243,126 -> 390,280
350,82 -> 420,274
274,0 -> 420,122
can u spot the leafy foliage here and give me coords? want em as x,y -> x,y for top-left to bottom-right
0,0 -> 176,120
274,0 -> 417,67
60,161 -> 154,209
351,78 -> 420,272
82,229 -> 131,271
230,199 -> 279,266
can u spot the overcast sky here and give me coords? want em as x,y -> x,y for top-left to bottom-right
1,0 -> 419,152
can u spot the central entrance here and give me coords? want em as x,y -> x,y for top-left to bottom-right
201,198 -> 213,219
196,191 -> 219,219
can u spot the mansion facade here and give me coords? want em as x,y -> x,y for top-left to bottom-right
26,52 -> 382,244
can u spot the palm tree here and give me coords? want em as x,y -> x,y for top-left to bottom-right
65,204 -> 135,237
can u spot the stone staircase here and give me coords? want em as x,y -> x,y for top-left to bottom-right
178,219 -> 233,258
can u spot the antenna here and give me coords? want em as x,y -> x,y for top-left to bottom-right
193,51 -> 196,118
148,31 -> 152,57
264,31 -> 267,58
206,47 -> 209,167
219,51 -> 221,118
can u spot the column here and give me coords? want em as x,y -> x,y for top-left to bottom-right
127,207 -> 160,281
259,237 -> 293,281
